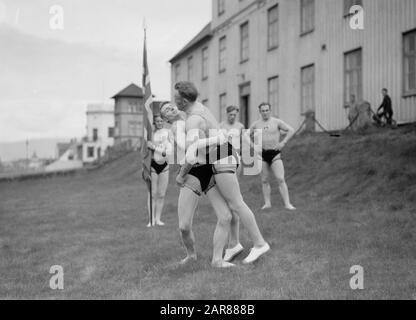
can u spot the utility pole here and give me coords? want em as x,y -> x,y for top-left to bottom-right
26,139 -> 29,170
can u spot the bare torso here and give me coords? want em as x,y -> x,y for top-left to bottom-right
252,118 -> 283,150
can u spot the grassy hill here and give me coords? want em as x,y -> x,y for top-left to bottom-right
0,125 -> 415,299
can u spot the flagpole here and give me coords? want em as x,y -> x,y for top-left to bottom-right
142,20 -> 153,227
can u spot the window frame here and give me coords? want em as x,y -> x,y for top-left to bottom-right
344,48 -> 363,104
187,55 -> 194,82
240,21 -> 249,63
201,47 -> 209,81
403,29 -> 416,97
300,64 -> 315,114
268,76 -> 279,117
300,0 -> 315,37
268,4 -> 279,51
219,36 -> 227,73
219,93 -> 227,122
218,0 -> 225,17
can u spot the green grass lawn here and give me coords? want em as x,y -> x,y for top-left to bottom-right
1,126 -> 415,299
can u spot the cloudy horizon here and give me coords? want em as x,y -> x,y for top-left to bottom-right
0,0 -> 211,143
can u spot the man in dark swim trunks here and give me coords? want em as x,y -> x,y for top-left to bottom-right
249,103 -> 296,211
175,82 -> 270,266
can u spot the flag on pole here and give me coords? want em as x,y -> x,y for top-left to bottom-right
141,26 -> 154,226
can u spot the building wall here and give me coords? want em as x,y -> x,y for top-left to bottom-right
114,97 -> 144,146
171,0 -> 416,130
170,41 -> 212,106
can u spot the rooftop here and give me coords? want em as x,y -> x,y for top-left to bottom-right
111,83 -> 144,99
169,22 -> 212,63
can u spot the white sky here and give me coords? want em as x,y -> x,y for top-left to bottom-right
0,0 -> 211,142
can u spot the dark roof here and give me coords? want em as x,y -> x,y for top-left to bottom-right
111,83 -> 144,99
169,22 -> 212,63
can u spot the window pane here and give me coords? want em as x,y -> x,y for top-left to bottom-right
301,65 -> 315,113
268,5 -> 279,49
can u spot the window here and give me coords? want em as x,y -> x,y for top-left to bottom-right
344,49 -> 362,103
187,56 -> 193,81
343,0 -> 363,16
268,5 -> 279,50
219,36 -> 227,73
93,129 -> 98,142
108,127 -> 114,138
218,0 -> 225,16
300,0 -> 315,35
301,65 -> 315,114
202,99 -> 209,107
268,76 -> 279,116
87,147 -> 94,158
404,30 -> 416,96
174,63 -> 181,83
219,93 -> 227,122
128,121 -> 140,136
202,47 -> 209,80
240,22 -> 249,63
128,99 -> 139,113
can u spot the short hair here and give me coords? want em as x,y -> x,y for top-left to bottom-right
174,81 -> 198,102
382,88 -> 388,92
226,105 -> 239,114
258,102 -> 271,110
159,102 -> 171,121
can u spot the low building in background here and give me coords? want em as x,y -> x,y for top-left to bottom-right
46,139 -> 83,172
82,103 -> 115,164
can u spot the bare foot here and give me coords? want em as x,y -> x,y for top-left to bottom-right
285,204 -> 296,211
212,260 -> 236,268
261,203 -> 272,210
179,255 -> 197,265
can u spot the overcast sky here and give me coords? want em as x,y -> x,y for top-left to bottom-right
0,0 -> 211,142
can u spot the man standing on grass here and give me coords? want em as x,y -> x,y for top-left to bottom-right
249,103 -> 296,211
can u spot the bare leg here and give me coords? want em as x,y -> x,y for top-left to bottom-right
214,172 -> 266,248
155,169 -> 169,225
206,187 -> 235,268
261,162 -> 272,210
147,172 -> 158,227
271,160 -> 296,210
178,186 -> 199,263
228,210 -> 240,248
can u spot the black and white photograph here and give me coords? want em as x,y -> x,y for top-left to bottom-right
0,0 -> 415,302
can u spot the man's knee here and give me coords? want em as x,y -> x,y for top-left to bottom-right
218,212 -> 232,226
275,175 -> 285,184
179,219 -> 192,233
261,176 -> 270,185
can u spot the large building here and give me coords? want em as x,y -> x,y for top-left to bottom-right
170,0 -> 416,130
